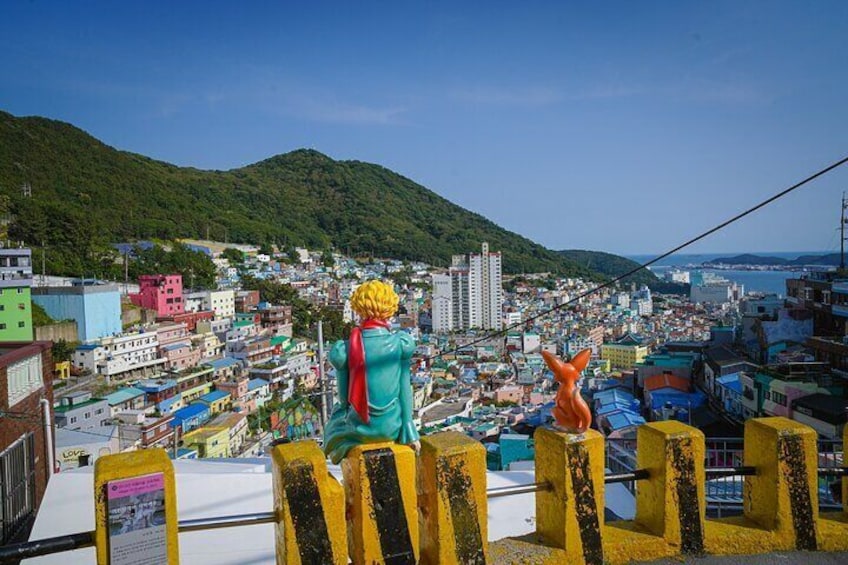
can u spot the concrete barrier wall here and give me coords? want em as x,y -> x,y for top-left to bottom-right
34,321 -> 78,343
91,418 -> 848,565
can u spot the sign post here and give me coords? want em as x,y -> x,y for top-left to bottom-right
94,449 -> 179,565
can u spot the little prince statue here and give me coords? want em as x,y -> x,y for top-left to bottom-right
323,280 -> 420,464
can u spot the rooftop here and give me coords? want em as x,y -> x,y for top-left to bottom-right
103,387 -> 146,406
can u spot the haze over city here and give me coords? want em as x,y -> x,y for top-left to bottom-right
2,1 -> 847,253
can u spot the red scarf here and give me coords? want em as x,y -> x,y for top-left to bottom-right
348,319 -> 391,423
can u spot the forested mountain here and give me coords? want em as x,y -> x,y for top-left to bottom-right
1,110 -> 639,283
557,249 -> 658,287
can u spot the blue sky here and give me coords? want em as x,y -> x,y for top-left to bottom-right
2,1 -> 847,255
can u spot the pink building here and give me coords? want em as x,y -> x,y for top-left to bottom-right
157,323 -> 199,370
216,375 -> 249,405
131,274 -> 184,317
494,385 -> 523,404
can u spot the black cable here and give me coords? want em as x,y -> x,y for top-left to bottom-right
423,154 -> 848,362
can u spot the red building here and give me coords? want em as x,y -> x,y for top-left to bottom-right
235,290 -> 260,313
0,341 -> 54,544
159,310 -> 214,332
130,274 -> 184,317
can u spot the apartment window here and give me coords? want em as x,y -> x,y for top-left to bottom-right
16,288 -> 24,294
95,408 -> 104,415
18,322 -> 25,328
70,416 -> 77,424
84,412 -> 91,419
0,323 -> 6,330
772,391 -> 787,407
7,353 -> 43,407
18,303 -> 25,310
0,305 -> 4,311
0,434 -> 36,544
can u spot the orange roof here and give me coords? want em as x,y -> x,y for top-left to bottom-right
644,373 -> 690,392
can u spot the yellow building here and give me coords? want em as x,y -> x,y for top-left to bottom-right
601,334 -> 648,369
208,412 -> 249,455
196,390 -> 231,415
54,361 -> 71,380
181,426 -> 230,458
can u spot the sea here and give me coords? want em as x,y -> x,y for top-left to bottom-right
626,251 -> 834,297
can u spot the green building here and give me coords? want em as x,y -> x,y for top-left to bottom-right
0,248 -> 33,341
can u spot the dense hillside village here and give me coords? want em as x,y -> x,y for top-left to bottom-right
4,237 -> 845,492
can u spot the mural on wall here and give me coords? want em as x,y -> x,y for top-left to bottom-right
273,396 -> 321,441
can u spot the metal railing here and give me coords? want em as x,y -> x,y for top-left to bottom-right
1,461 -> 845,563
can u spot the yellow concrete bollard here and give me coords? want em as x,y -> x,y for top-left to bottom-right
94,448 -> 179,565
743,417 -> 819,551
635,421 -> 705,555
343,442 -> 419,565
535,427 -> 605,565
419,431 -> 488,565
271,440 -> 347,565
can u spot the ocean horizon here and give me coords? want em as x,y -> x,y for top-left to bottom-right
625,251 -> 834,296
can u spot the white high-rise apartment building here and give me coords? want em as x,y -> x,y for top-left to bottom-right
431,242 -> 503,333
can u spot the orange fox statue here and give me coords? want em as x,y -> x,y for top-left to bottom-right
541,349 -> 592,434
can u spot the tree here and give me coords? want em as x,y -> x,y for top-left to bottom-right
258,242 -> 274,257
221,247 -> 244,264
321,249 -> 334,268
51,339 -> 78,362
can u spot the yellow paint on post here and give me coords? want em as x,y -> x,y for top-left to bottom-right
534,428 -> 605,565
271,440 -> 346,565
419,431 -> 488,564
742,417 -> 819,551
635,421 -> 705,554
93,448 -> 179,565
844,424 -> 848,520
343,442 -> 419,565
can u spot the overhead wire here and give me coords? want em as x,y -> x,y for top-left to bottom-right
423,154 -> 848,362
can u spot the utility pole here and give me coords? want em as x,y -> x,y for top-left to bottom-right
841,192 -> 847,272
317,319 -> 327,426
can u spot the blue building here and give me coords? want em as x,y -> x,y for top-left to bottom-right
32,282 -> 121,341
171,403 -> 211,432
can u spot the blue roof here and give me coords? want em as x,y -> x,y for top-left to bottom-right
137,379 -> 177,393
173,403 -> 209,421
158,395 -> 181,413
650,390 -> 707,411
716,373 -> 743,394
606,412 -> 646,431
198,390 -> 231,404
594,389 -> 635,405
597,402 -> 638,416
76,344 -> 99,351
162,343 -> 188,352
204,357 -> 241,370
103,387 -> 146,406
248,378 -> 269,391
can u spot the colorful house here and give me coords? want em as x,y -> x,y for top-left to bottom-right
181,426 -> 230,458
196,390 -> 232,415
103,386 -> 147,417
130,274 -> 184,317
601,334 -> 649,369
171,403 -> 210,433
32,282 -> 121,342
0,248 -> 33,341
208,412 -> 249,454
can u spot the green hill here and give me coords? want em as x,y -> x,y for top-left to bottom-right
0,110 -> 607,278
557,249 -> 659,287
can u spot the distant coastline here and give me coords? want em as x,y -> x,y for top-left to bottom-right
627,251 -> 836,271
